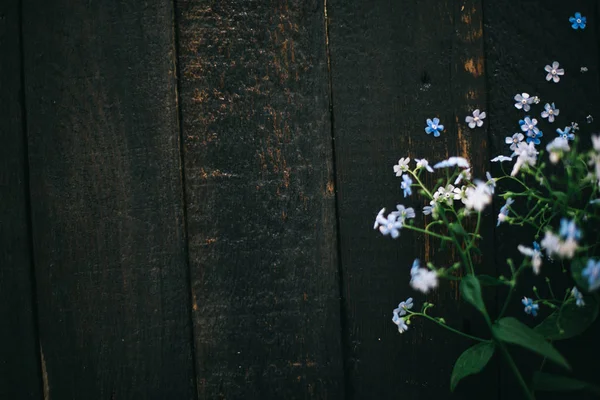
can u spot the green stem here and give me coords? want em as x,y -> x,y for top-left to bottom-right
495,339 -> 536,400
410,312 -> 489,343
403,224 -> 452,241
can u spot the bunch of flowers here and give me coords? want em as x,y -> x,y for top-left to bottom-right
374,12 -> 600,399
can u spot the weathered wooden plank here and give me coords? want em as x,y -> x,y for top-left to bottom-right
22,1 -> 196,398
483,1 -> 600,398
0,1 -> 42,398
175,1 -> 344,398
327,0 -> 497,397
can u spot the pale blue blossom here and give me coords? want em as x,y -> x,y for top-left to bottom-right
394,157 -> 411,177
582,259 -> 600,291
518,241 -> 542,274
392,314 -> 409,333
514,93 -> 534,111
559,218 -> 581,241
485,171 -> 496,194
425,118 -> 444,137
373,207 -> 387,229
556,127 -> 575,141
505,133 -> 525,152
378,214 -> 403,238
401,175 -> 413,197
571,287 -> 585,307
423,205 -> 434,215
497,198 -> 514,226
393,297 -> 414,317
392,205 -> 416,222
466,109 -> 486,128
545,62 -> 564,83
541,103 -> 559,123
569,12 -> 586,29
522,297 -> 539,317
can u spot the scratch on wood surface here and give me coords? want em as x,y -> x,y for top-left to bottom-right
40,343 -> 50,400
463,57 -> 484,77
326,180 -> 335,196
455,115 -> 469,159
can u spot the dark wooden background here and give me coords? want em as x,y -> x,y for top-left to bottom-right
1,0 -> 599,399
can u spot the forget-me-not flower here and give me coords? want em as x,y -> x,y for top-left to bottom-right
547,137 -> 570,164
497,197 -> 514,226
522,297 -> 539,317
556,126 -> 575,141
410,259 -> 439,293
415,158 -> 434,172
401,175 -> 413,197
571,287 -> 585,307
569,12 -> 586,30
393,157 -> 411,177
465,109 -> 486,128
425,118 -> 444,137
518,241 -> 542,274
582,259 -> 600,291
505,133 -> 525,151
433,156 -> 470,169
373,208 -> 387,229
541,103 -> 559,123
520,117 -> 543,144
392,204 -> 416,222
559,218 -> 581,241
393,297 -> 414,318
392,314 -> 409,333
545,62 -> 565,83
491,155 -> 513,162
378,213 -> 403,239
514,93 -> 534,111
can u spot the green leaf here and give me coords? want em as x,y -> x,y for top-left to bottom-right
450,342 -> 495,392
460,275 -> 486,314
477,275 -> 509,287
535,295 -> 599,340
492,317 -> 570,370
449,222 -> 468,236
532,372 -> 600,395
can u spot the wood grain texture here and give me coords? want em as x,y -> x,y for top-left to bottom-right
483,1 -> 600,398
22,1 -> 196,398
327,0 -> 497,398
175,1 -> 345,398
0,1 -> 42,398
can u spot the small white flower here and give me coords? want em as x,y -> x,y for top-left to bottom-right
514,93 -> 534,111
410,260 -> 438,294
571,287 -> 585,307
541,103 -> 559,123
433,157 -> 470,169
415,158 -> 434,172
544,61 -> 565,83
464,180 -> 492,212
433,184 -> 456,206
581,67 -> 589,73
491,155 -> 513,162
374,208 -> 387,229
592,135 -> 600,152
518,244 -> 542,274
546,137 -> 570,164
393,157 -> 411,177
454,168 -> 472,185
511,142 -> 538,176
452,186 -> 468,204
540,231 -> 578,259
465,109 -> 486,129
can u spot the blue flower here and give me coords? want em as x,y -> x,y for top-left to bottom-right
571,287 -> 585,307
378,213 -> 403,239
569,12 -> 586,30
401,175 -> 413,197
556,126 -> 575,141
393,297 -> 414,317
533,241 -> 541,252
522,297 -> 539,317
520,117 -> 543,144
582,259 -> 600,291
425,118 -> 444,137
559,218 -> 581,241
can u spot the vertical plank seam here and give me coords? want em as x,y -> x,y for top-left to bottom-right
170,0 -> 199,398
323,0 -> 350,398
477,2 -> 501,399
18,0 -> 46,397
